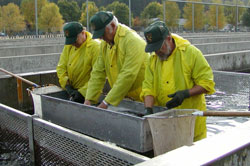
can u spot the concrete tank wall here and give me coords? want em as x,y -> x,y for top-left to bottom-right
2,50 -> 250,75
188,36 -> 250,44
205,50 -> 250,71
0,71 -> 59,112
0,45 -> 64,57
0,53 -> 60,75
196,41 -> 250,54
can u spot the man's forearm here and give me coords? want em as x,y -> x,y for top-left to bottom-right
189,85 -> 207,97
144,95 -> 154,108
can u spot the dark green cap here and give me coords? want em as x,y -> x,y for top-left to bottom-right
90,11 -> 113,39
63,22 -> 83,45
144,21 -> 169,52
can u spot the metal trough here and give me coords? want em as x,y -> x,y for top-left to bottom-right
0,103 -> 149,165
39,91 -> 157,153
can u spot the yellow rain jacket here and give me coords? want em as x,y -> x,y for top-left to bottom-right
141,34 -> 215,141
56,31 -> 100,97
86,24 -> 149,106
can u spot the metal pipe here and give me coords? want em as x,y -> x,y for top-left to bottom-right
86,0 -> 89,31
236,0 -> 238,32
163,0 -> 166,23
192,3 -> 194,33
35,0 -> 38,37
216,5 -> 218,32
129,0 -> 131,27
28,116 -> 36,166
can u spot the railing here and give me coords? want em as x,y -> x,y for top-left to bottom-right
0,34 -> 64,40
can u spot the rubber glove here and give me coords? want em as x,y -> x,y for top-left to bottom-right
70,90 -> 85,103
166,90 -> 190,109
65,85 -> 75,96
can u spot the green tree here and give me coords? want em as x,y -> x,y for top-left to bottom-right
141,2 -> 162,20
80,1 -> 98,27
20,0 -> 48,30
224,0 -> 245,26
141,2 -> 163,26
58,0 -> 81,22
242,8 -> 250,27
1,3 -> 25,35
99,6 -> 106,11
106,1 -> 130,26
39,3 -> 64,33
208,0 -> 226,30
183,0 -> 205,31
164,1 -> 181,30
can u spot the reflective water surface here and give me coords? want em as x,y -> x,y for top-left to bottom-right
206,71 -> 250,112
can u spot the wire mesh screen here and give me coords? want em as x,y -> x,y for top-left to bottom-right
206,71 -> 250,111
0,108 -> 30,165
33,118 -> 143,166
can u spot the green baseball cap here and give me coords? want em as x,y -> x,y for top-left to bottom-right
63,22 -> 83,45
90,11 -> 114,39
144,21 -> 170,52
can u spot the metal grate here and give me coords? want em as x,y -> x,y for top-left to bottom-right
0,108 -> 30,165
33,119 -> 137,166
0,104 -> 148,166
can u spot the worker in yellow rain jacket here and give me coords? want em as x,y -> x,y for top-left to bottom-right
57,22 -> 100,103
141,21 -> 215,141
84,11 -> 149,109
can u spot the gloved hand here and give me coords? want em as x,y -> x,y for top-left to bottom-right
70,90 -> 85,103
166,90 -> 190,109
144,107 -> 153,115
65,85 -> 75,96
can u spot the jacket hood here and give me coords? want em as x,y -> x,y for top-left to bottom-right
171,33 -> 191,51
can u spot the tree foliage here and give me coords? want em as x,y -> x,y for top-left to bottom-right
224,0 -> 245,26
58,0 -> 81,22
39,3 -> 64,33
20,0 -> 48,29
106,1 -> 130,25
183,0 -> 205,30
141,2 -> 162,20
141,2 -> 162,26
1,3 -> 25,35
164,1 -> 181,29
90,0 -> 158,17
242,8 -> 250,27
208,0 -> 226,30
80,1 -> 98,27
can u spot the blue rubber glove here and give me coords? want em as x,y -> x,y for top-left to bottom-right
166,90 -> 190,109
